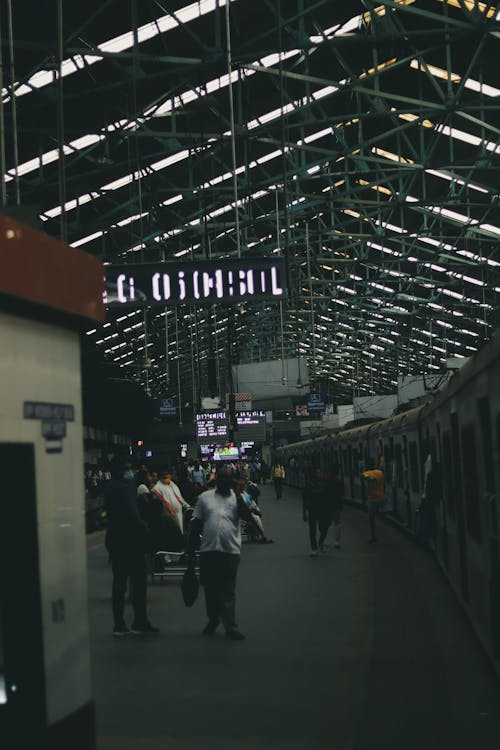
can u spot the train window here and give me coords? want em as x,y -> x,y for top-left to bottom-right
409,441 -> 420,493
395,444 -> 403,488
461,424 -> 481,541
477,397 -> 495,495
441,431 -> 455,518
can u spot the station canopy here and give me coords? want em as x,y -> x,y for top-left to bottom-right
4,0 -> 500,405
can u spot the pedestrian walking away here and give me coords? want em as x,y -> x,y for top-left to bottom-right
325,462 -> 344,548
302,467 -> 334,556
271,462 -> 285,499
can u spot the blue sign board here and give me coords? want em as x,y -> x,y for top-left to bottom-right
159,397 -> 177,417
306,393 -> 325,414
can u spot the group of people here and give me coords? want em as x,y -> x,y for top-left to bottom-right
102,455 -> 386,640
104,460 -> 272,640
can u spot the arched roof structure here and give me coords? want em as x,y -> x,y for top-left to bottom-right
4,0 -> 500,405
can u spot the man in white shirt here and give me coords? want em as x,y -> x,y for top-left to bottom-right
188,466 -> 253,640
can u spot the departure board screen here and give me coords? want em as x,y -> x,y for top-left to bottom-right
236,411 -> 266,442
195,412 -> 228,440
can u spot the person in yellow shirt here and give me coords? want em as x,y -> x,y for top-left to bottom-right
362,458 -> 385,543
271,463 -> 285,500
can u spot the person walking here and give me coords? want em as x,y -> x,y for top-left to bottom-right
362,458 -> 386,543
326,462 -> 344,548
302,467 -> 334,556
104,461 -> 159,636
271,462 -> 285,499
187,466 -> 255,640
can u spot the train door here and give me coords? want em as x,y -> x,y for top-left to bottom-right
394,440 -> 403,520
0,443 -> 46,747
348,446 -> 354,499
402,435 -> 411,527
451,413 -> 469,603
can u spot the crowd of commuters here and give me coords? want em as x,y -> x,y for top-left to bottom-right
102,457 -> 273,640
98,453 -> 385,640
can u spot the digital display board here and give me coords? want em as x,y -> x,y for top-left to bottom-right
106,257 -> 286,307
199,444 -> 240,461
236,410 -> 266,442
196,410 -> 266,442
213,445 -> 240,461
196,412 -> 228,440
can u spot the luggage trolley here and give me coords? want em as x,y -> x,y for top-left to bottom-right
150,550 -> 200,582
150,505 -> 200,582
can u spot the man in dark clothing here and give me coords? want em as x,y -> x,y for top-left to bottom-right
104,462 -> 159,636
302,468 -> 333,557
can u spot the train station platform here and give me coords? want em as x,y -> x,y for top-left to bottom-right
86,484 -> 500,750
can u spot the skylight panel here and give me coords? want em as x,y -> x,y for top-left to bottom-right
441,288 -> 465,300
463,78 -> 500,98
3,0 -> 235,103
70,230 -> 104,248
426,205 -> 479,226
425,169 -> 488,194
435,0 -> 497,20
435,124 -> 482,147
478,223 -> 500,237
371,147 -> 414,164
410,59 -> 460,83
297,127 -> 333,145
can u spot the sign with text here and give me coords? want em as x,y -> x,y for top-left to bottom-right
24,401 -> 74,421
106,257 -> 286,307
236,410 -> 266,442
196,412 -> 228,440
306,393 -> 325,414
159,397 -> 177,417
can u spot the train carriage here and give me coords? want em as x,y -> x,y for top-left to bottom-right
277,330 -> 500,674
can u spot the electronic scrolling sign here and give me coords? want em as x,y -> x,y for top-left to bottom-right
106,257 -> 286,307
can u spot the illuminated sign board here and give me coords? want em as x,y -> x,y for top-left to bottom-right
236,410 -> 266,442
106,257 -> 286,307
306,393 -> 325,414
196,412 -> 228,440
196,410 -> 266,441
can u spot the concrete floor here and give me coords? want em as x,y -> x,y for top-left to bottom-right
87,484 -> 500,750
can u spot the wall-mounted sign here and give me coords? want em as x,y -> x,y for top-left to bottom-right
23,401 -> 74,454
159,397 -> 177,417
306,393 -> 325,414
106,257 -> 286,307
42,420 -> 67,439
24,402 -> 74,421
